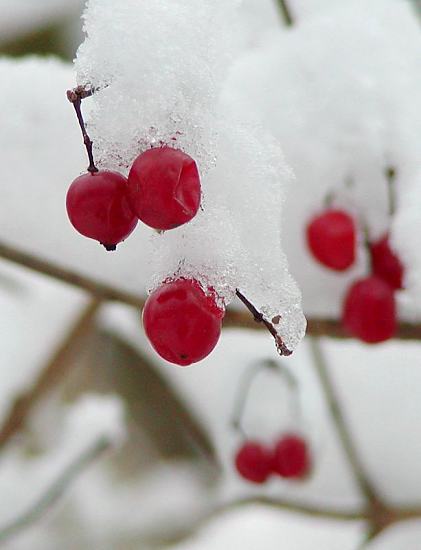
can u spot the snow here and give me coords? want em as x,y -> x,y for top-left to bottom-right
1,0 -> 421,548
169,505 -> 364,550
0,393 -> 125,527
227,0 -> 421,321
75,0 -> 306,352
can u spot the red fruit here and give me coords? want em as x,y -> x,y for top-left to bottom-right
235,441 -> 273,484
142,279 -> 224,366
128,146 -> 201,230
342,276 -> 396,343
306,209 -> 356,271
272,434 -> 310,479
370,234 -> 404,290
66,171 -> 137,250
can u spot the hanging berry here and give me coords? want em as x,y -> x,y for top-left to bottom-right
306,209 -> 356,271
142,278 -> 224,366
272,433 -> 311,479
342,275 -> 396,343
370,234 -> 404,290
235,441 -> 273,484
128,146 -> 201,230
66,171 -> 138,251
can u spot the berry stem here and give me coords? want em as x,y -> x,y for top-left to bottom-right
231,359 -> 300,436
235,289 -> 292,356
67,86 -> 98,174
275,0 -> 294,26
385,166 -> 396,218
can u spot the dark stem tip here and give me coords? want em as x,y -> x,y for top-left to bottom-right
102,243 -> 117,252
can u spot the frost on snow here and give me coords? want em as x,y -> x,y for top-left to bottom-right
75,0 -> 306,352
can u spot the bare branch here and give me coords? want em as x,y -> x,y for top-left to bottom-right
0,299 -> 101,450
308,337 -> 380,506
2,239 -> 421,340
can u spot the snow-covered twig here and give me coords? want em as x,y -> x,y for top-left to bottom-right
0,436 -> 110,544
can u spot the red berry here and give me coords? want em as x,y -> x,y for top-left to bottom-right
66,171 -> 137,250
272,434 -> 310,479
127,146 -> 201,230
235,441 -> 273,484
306,209 -> 356,271
370,234 -> 404,290
142,279 -> 224,366
342,276 -> 396,343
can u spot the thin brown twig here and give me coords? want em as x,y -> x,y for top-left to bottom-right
235,290 -> 292,356
2,239 -> 421,340
0,436 -> 110,544
308,337 -> 380,507
67,86 -> 97,174
0,298 -> 101,450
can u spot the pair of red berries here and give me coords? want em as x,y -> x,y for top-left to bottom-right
235,434 -> 311,484
66,146 -> 201,250
306,209 -> 404,343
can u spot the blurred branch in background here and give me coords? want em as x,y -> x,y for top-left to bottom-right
308,338 -> 380,505
0,299 -> 101,450
1,238 -> 421,341
0,436 -> 110,544
275,0 -> 294,26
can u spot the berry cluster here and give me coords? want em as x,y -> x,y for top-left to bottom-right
66,146 -> 201,250
65,88 -> 292,367
306,206 -> 404,343
235,434 -> 311,484
232,360 -> 311,484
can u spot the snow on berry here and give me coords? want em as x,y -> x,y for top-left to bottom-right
75,0 -> 306,353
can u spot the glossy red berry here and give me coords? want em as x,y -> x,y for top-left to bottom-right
235,441 -> 273,484
127,146 -> 201,230
142,279 -> 224,366
66,171 -> 137,250
370,234 -> 404,290
342,276 -> 396,343
306,209 -> 356,271
272,434 -> 310,479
